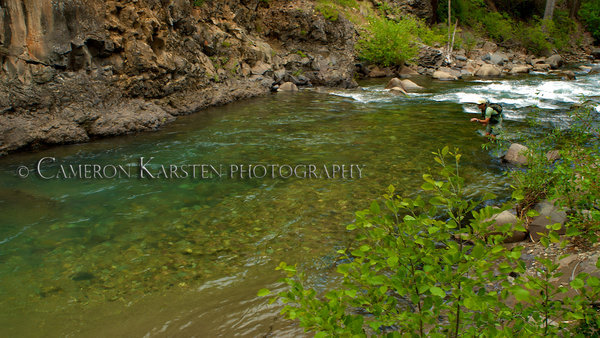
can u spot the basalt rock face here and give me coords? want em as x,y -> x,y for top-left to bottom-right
0,0 -> 357,154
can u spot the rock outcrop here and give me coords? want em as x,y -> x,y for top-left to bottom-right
0,0 -> 358,154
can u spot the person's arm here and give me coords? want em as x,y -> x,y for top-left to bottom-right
470,107 -> 492,124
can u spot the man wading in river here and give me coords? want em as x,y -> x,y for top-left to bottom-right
471,98 -> 503,138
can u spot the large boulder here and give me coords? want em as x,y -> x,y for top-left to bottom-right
528,200 -> 568,242
510,65 -> 531,74
592,48 -> 600,60
432,70 -> 457,81
482,41 -> 498,53
483,52 -> 509,66
400,79 -> 423,91
368,66 -> 388,78
504,143 -> 529,165
439,67 -> 461,79
278,82 -> 298,92
546,54 -> 564,69
561,70 -> 576,80
399,66 -> 419,78
533,63 -> 551,72
385,78 -> 403,89
486,210 -> 528,243
250,61 -> 272,76
475,64 -> 501,77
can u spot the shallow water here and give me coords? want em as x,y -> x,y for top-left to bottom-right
0,70 -> 598,336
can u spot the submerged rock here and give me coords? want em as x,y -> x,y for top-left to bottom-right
71,271 -> 95,281
388,87 -> 408,96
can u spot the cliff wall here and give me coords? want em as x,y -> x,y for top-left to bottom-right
0,0 -> 357,154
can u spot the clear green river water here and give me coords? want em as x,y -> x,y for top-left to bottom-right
1,72 -> 599,337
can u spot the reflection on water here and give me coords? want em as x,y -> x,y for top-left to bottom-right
0,72 -> 597,336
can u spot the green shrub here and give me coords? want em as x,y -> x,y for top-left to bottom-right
520,21 -> 553,55
579,0 -> 600,42
499,102 -> 600,240
356,17 -> 421,66
263,143 -> 600,335
264,146 -> 600,335
315,3 -> 339,21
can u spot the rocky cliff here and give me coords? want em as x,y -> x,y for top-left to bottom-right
0,0 -> 357,154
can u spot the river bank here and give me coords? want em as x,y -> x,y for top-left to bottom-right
2,0 -> 599,156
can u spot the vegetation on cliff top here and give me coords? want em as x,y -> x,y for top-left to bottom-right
315,0 -> 597,68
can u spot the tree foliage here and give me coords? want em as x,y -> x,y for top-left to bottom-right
579,0 -> 600,42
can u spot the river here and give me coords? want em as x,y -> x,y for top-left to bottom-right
1,68 -> 599,337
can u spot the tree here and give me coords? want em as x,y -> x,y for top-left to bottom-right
569,0 -> 582,18
543,0 -> 556,20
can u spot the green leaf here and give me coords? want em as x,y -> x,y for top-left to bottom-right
421,182 -> 435,191
570,278 -> 585,290
370,201 -> 381,214
512,287 -> 530,301
429,196 -> 446,205
512,190 -> 524,201
442,146 -> 449,156
257,288 -> 271,297
387,256 -> 399,267
428,226 -> 440,234
430,286 -> 445,298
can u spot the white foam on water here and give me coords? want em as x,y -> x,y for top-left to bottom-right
431,75 -> 600,111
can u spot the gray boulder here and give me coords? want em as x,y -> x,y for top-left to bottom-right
251,61 -> 272,75
475,64 -> 501,77
546,54 -> 563,69
385,78 -> 403,89
504,143 -> 529,165
533,63 -> 550,72
528,200 -> 568,242
486,210 -> 528,243
483,52 -> 509,66
399,66 -> 419,78
561,70 -> 576,80
432,70 -> 457,81
593,48 -> 600,60
400,79 -> 423,91
278,82 -> 298,92
510,65 -> 531,74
